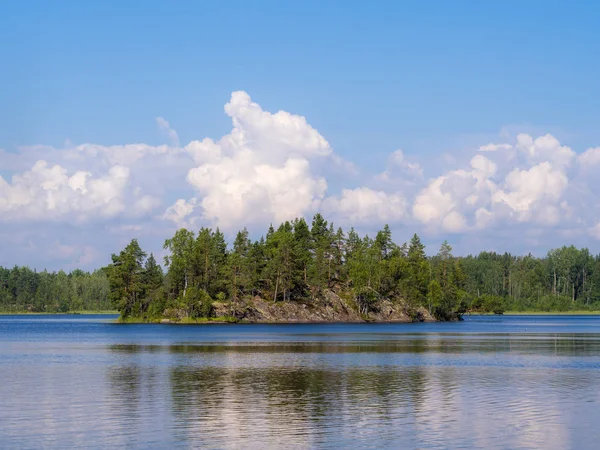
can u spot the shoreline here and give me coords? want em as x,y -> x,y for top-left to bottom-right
3,311 -> 600,320
0,311 -> 119,315
466,311 -> 600,316
117,316 -> 420,324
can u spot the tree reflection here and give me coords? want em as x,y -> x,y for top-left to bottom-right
102,338 -> 600,448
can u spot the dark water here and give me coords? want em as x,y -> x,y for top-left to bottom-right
1,315 -> 600,449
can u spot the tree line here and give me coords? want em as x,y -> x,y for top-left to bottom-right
106,216 -> 455,320
0,266 -> 111,312
462,246 -> 600,312
4,214 -> 600,317
104,214 -> 600,321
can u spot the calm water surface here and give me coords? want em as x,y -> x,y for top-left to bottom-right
1,315 -> 600,449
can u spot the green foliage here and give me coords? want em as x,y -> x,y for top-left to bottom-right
8,214 -> 600,321
182,286 -> 213,318
146,286 -> 167,318
105,239 -> 147,317
427,279 -> 442,315
309,213 -> 334,288
106,217 -> 600,322
470,294 -> 505,314
404,234 -> 429,308
461,246 -> 600,313
0,265 -> 110,313
228,227 -> 252,300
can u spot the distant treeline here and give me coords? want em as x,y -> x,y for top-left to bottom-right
4,214 -> 600,316
0,267 -> 111,313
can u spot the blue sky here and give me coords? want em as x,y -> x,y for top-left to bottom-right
1,1 -> 600,270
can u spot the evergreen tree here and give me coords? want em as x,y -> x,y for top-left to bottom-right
309,213 -> 333,288
406,234 -> 429,309
106,239 -> 147,317
293,218 -> 312,287
144,253 -> 163,292
228,227 -> 252,300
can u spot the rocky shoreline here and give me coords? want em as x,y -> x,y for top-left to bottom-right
149,289 -> 437,324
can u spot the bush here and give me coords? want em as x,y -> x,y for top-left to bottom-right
534,294 -> 572,312
182,287 -> 214,318
469,294 -> 505,314
146,287 -> 167,318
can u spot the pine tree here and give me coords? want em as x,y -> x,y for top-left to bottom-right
405,234 -> 429,309
229,228 -> 251,300
106,239 -> 147,317
332,227 -> 346,282
309,213 -> 333,288
143,253 -> 163,292
293,218 -> 312,287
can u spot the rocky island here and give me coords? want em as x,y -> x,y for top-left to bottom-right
152,289 -> 436,324
107,214 -> 463,324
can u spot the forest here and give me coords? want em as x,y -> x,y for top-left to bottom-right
3,213 -> 600,318
0,267 -> 111,313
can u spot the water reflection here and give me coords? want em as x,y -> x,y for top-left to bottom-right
2,317 -> 600,449
165,365 -> 430,448
102,341 -> 600,449
108,335 -> 600,360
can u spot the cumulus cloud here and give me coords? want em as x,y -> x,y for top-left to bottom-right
515,133 -> 575,168
164,91 -> 331,231
491,162 -> 568,224
0,137 -> 190,229
4,91 -> 600,269
322,187 -> 407,225
0,161 -> 130,222
578,147 -> 600,167
413,155 -> 497,232
412,133 -> 591,233
161,198 -> 199,227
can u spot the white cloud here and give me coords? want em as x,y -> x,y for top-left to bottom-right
516,133 -> 575,168
0,161 -> 131,222
72,143 -> 178,167
322,187 -> 406,224
156,117 -> 180,147
224,91 -> 332,161
165,91 -> 331,231
133,194 -> 161,215
412,133 -> 584,232
442,211 -> 468,233
161,198 -> 199,227
491,162 -> 568,224
412,155 -> 497,232
4,90 -> 600,269
578,147 -> 600,167
479,143 -> 512,152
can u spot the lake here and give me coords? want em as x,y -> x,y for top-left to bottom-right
1,315 -> 600,449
